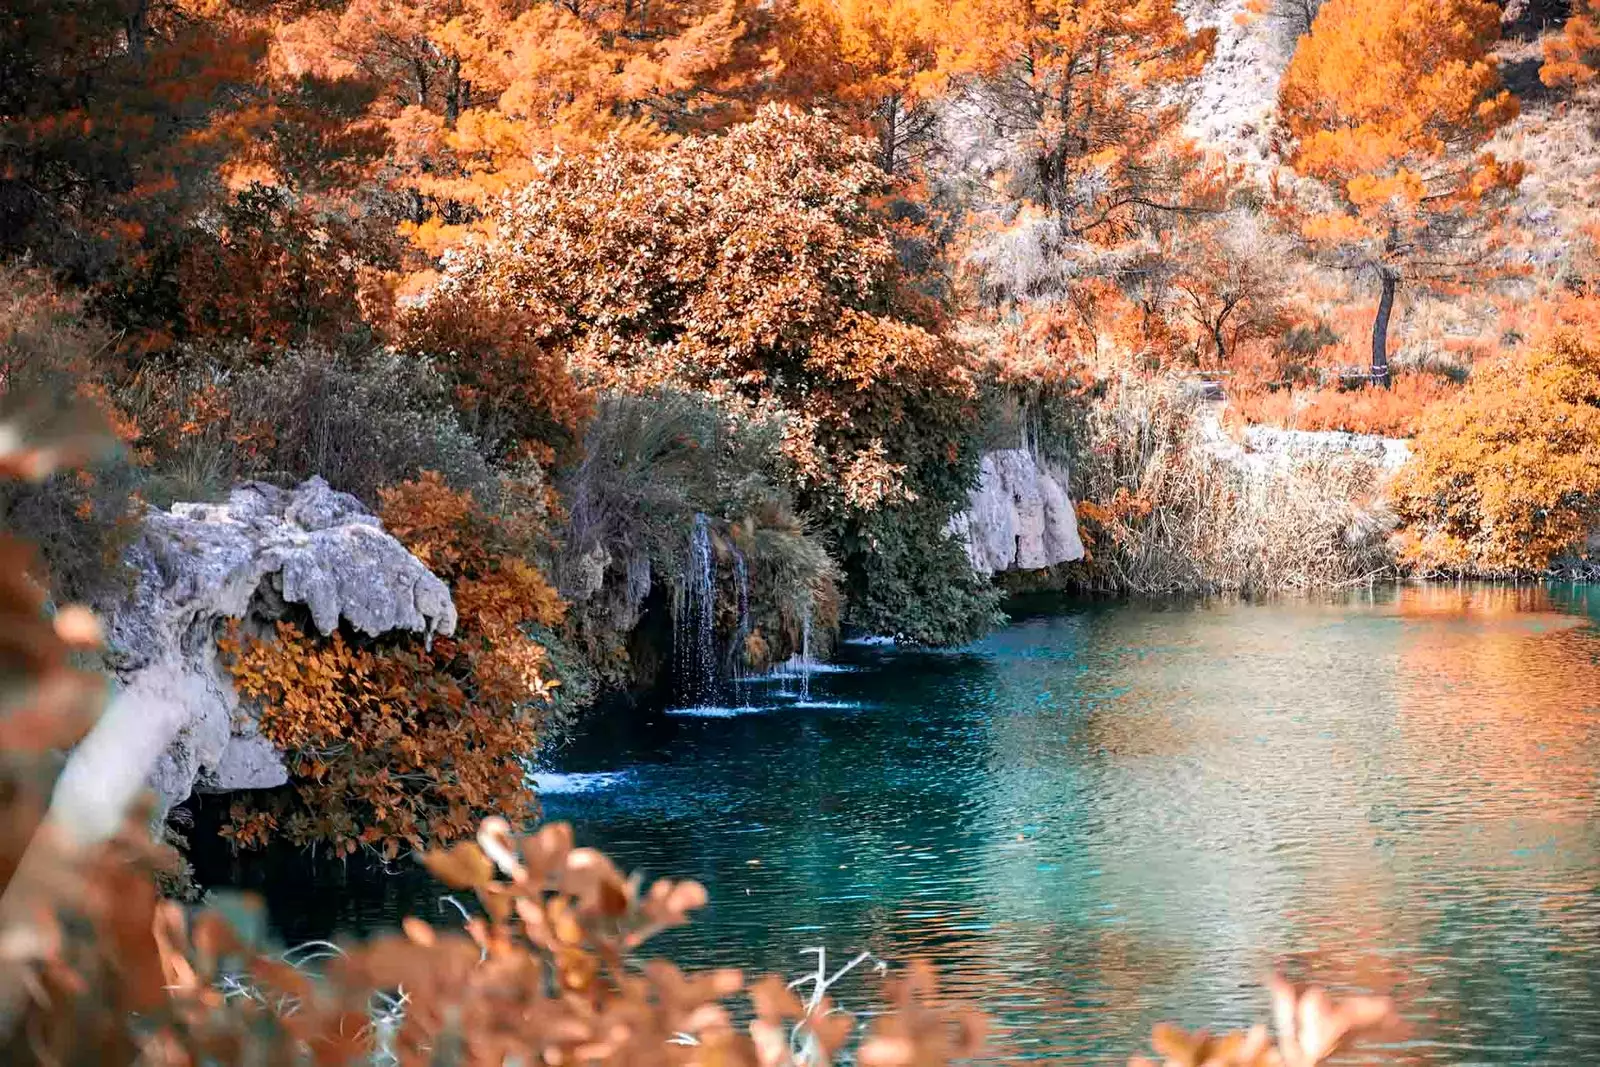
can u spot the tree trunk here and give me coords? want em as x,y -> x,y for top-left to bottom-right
880,94 -> 899,175
445,56 -> 462,128
1371,268 -> 1396,388
126,0 -> 150,59
1211,299 -> 1237,364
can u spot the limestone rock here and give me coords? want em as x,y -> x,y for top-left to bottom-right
88,478 -> 457,816
952,450 -> 1086,577
1195,406 -> 1412,477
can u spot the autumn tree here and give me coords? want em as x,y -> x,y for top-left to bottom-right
0,0 -> 254,258
398,290 -> 592,466
936,0 -> 1215,236
1277,0 -> 1522,386
777,0 -> 947,174
1391,300 -> 1600,572
1541,0 -> 1600,87
274,0 -> 763,250
1167,209 -> 1291,366
440,105 -> 972,509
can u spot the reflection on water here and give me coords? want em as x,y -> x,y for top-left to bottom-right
199,585 -> 1600,1062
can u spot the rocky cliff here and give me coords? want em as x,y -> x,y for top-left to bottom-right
55,479 -> 455,837
951,450 -> 1086,577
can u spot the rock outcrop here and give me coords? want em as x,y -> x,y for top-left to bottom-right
1241,426 -> 1413,472
951,450 -> 1086,577
78,478 -> 456,818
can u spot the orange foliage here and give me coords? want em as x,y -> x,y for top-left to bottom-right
0,0 -> 406,347
1392,302 -> 1600,572
173,185 -> 399,346
1277,0 -> 1521,379
1542,0 -> 1600,88
777,0 -> 945,172
219,472 -> 564,854
440,105 -> 976,512
398,291 -> 591,464
275,0 -> 762,247
1165,214 -> 1291,367
938,0 -> 1215,233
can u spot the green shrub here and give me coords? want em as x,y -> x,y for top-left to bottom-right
839,504 -> 1006,646
558,391 -> 843,687
122,345 -> 491,507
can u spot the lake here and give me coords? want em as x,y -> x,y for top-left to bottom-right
198,584 -> 1600,1063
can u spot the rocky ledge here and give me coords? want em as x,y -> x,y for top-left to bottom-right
59,478 -> 455,832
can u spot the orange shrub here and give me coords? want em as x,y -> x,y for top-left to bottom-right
440,105 -> 977,516
1392,309 -> 1600,572
219,472 -> 565,855
1542,0 -> 1599,87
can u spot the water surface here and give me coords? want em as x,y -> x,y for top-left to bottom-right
205,585 -> 1600,1062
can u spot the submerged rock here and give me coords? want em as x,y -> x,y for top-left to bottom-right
79,478 -> 456,818
951,450 -> 1086,577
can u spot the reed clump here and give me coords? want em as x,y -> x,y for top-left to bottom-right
1069,380 -> 1397,595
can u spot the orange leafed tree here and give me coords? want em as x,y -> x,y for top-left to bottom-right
274,0 -> 761,250
936,0 -> 1215,236
778,0 -> 948,173
1541,0 -> 1600,87
1277,0 -> 1522,386
436,104 -> 976,514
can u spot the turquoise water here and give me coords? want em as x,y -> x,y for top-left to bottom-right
213,585 -> 1600,1062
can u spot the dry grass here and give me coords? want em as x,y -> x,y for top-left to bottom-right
1228,372 -> 1459,438
1069,379 -> 1397,595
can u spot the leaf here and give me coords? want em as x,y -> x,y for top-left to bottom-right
421,841 -> 496,889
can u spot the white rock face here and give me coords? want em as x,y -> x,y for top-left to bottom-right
83,478 -> 457,816
952,450 -> 1086,577
1195,405 -> 1412,476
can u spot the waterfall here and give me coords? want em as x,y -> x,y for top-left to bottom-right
676,513 -> 718,706
730,543 -> 751,707
797,601 -> 814,702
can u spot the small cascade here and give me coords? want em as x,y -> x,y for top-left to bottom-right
675,513 -> 718,706
797,601 -> 815,702
730,544 -> 751,707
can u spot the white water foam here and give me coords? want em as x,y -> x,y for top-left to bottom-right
667,704 -> 764,718
842,635 -> 897,647
756,659 -> 858,679
530,771 -> 629,794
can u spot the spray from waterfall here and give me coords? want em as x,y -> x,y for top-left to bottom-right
797,599 -> 814,702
